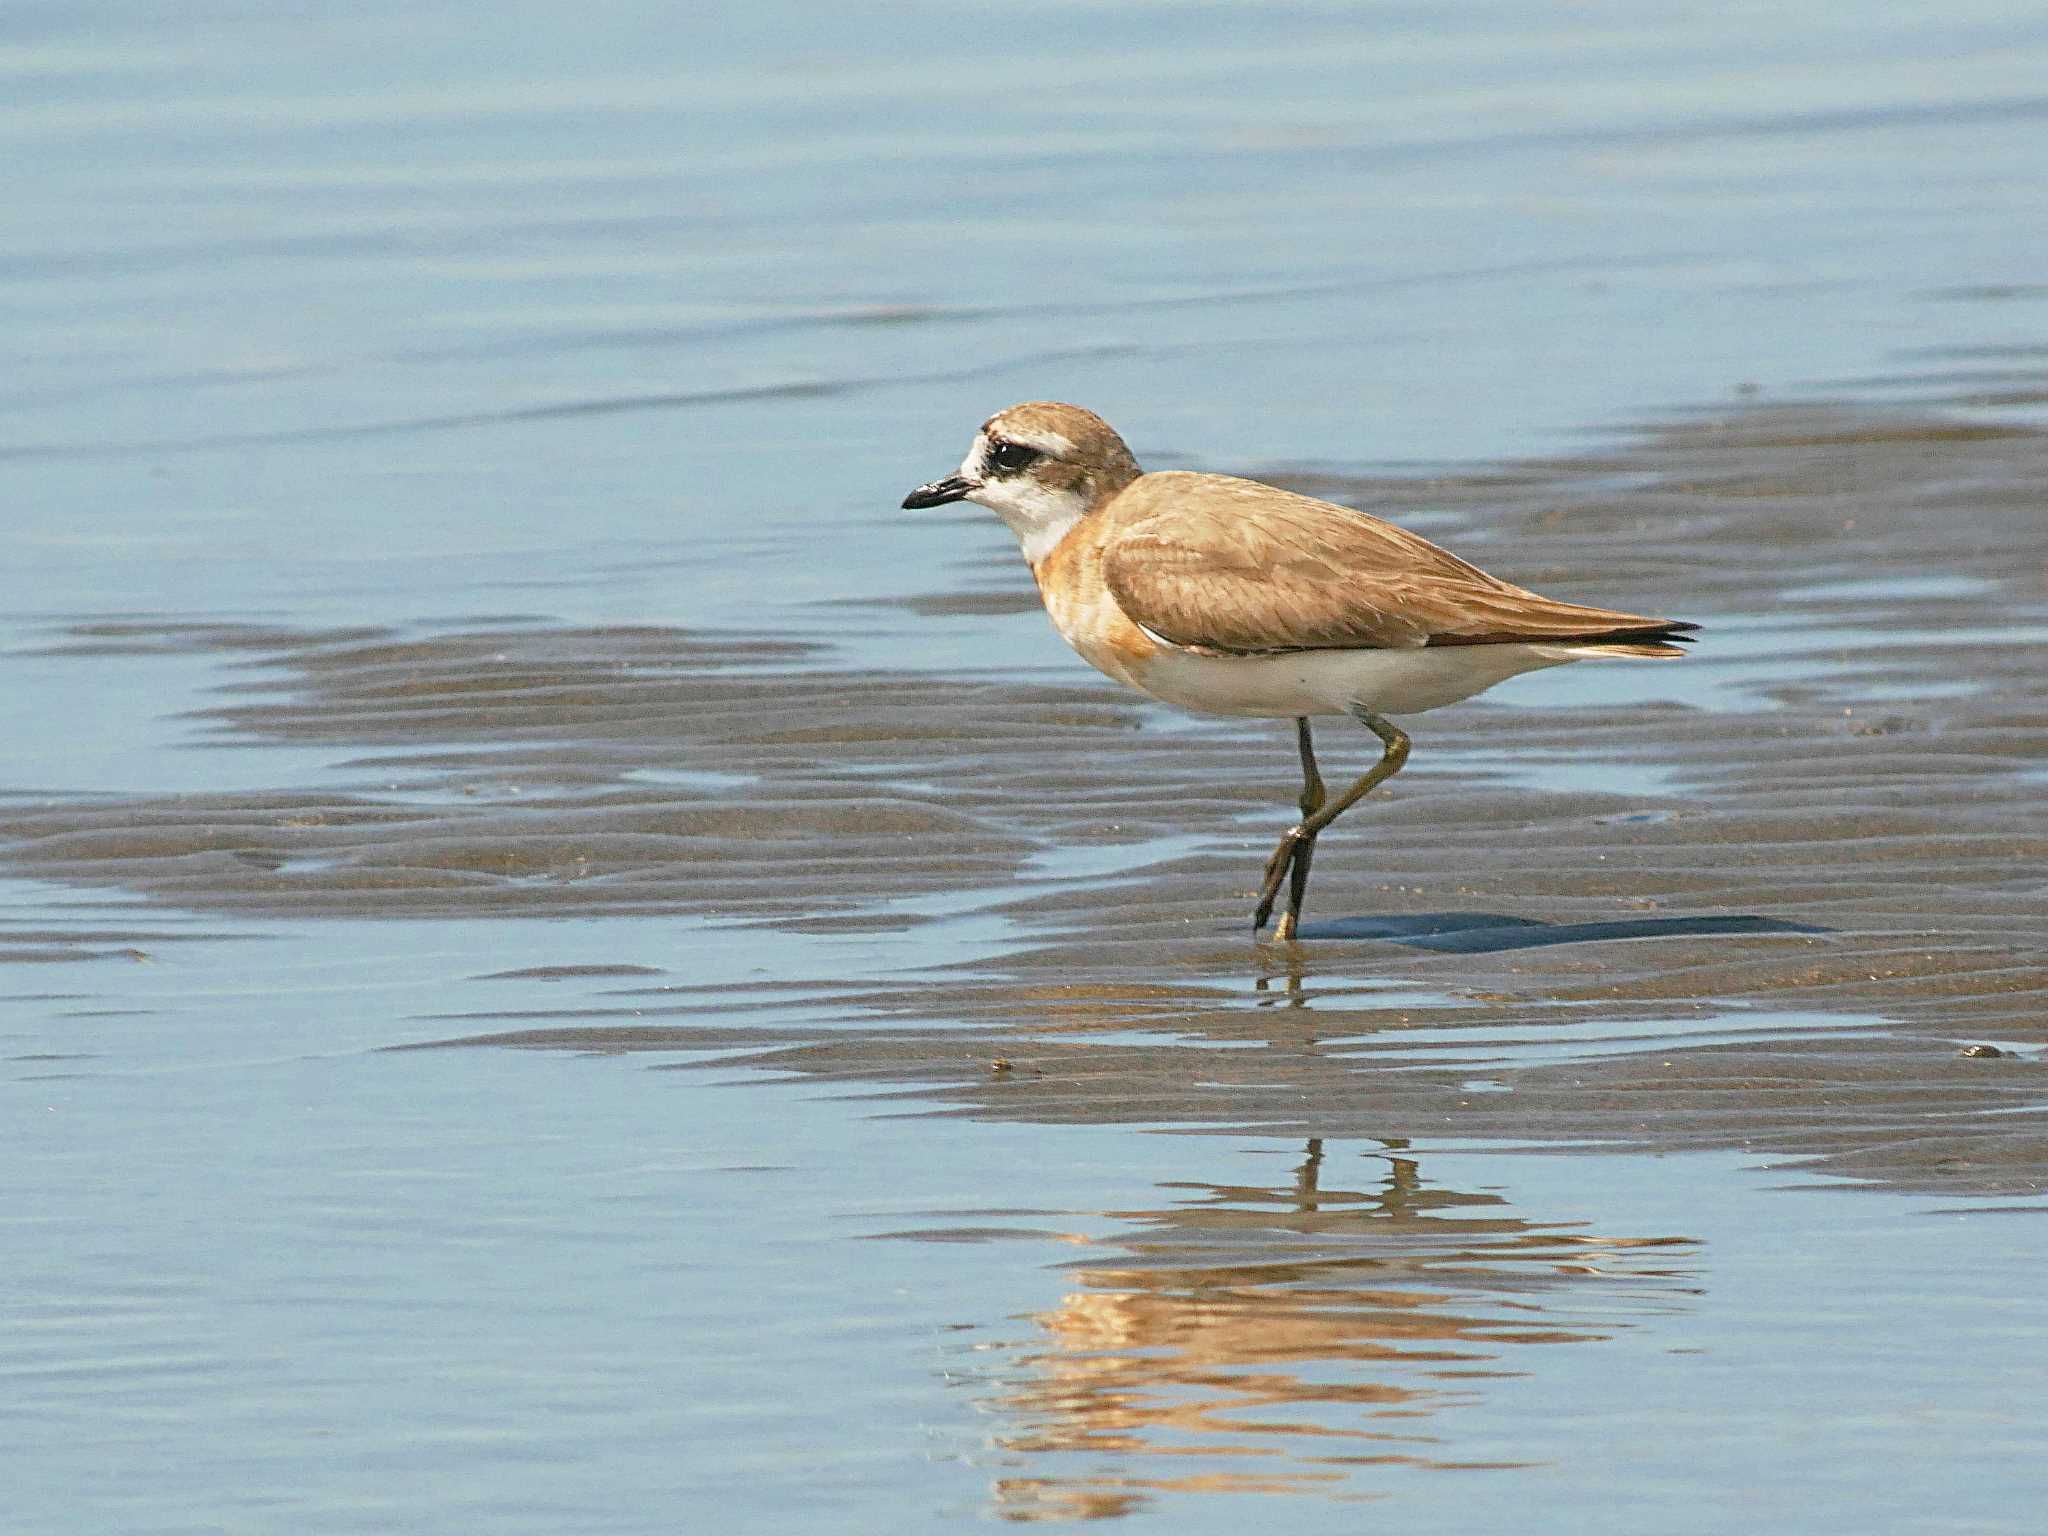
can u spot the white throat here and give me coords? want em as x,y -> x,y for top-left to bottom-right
975,482 -> 1088,566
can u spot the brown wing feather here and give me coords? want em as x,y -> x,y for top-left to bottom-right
1101,473 -> 1694,654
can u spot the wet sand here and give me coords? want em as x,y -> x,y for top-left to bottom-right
11,6 -> 2048,1527
8,395 -> 2045,1197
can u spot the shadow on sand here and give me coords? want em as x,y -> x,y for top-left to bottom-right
1297,912 -> 1827,953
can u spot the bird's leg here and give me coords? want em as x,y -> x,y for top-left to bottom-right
1254,707 -> 1411,938
1255,718 -> 1326,937
1260,719 -> 1326,942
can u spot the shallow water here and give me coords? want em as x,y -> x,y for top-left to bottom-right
5,2 -> 2048,1531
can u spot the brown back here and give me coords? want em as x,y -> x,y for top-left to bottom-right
1099,472 -> 1694,654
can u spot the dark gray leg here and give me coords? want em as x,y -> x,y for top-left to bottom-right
1254,707 -> 1411,939
1262,719 -> 1326,943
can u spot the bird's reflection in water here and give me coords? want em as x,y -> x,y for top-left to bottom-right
976,1140 -> 1698,1521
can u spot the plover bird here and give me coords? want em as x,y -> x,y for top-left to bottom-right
904,402 -> 1696,941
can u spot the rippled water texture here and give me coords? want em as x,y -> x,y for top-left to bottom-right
5,3 -> 2048,1532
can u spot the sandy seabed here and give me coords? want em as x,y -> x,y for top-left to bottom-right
7,395 -> 2045,1199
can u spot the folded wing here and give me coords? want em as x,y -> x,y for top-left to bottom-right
1101,474 -> 1696,655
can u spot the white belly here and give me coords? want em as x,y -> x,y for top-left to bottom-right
1129,642 -> 1584,718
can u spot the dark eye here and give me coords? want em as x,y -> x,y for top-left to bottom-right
987,440 -> 1042,473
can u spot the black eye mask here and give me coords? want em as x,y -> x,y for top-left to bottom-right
986,440 -> 1043,474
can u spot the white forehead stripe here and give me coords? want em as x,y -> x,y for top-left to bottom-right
1000,427 -> 1076,457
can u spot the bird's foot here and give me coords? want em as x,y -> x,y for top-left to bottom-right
1252,826 -> 1306,935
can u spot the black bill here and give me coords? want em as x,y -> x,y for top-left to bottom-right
901,474 -> 976,509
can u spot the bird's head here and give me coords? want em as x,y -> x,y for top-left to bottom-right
902,401 -> 1142,564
